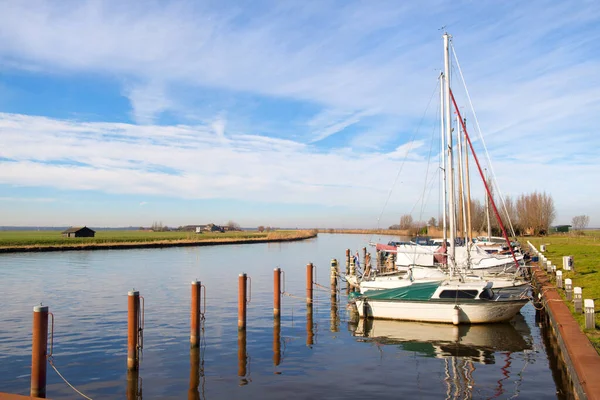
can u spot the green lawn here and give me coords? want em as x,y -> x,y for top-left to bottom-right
0,230 -> 275,247
527,231 -> 600,351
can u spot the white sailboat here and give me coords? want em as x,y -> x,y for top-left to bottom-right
350,33 -> 529,324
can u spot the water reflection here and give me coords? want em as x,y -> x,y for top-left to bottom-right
306,305 -> 314,347
273,317 -> 281,367
351,316 -> 534,398
330,295 -> 339,333
126,369 -> 142,400
237,330 -> 249,385
351,315 -> 533,364
189,319 -> 206,400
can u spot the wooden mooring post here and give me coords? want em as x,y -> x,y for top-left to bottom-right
127,290 -> 141,370
330,259 -> 338,293
190,280 -> 202,348
345,249 -> 350,275
274,268 -> 281,318
31,304 -> 49,398
238,274 -> 248,330
306,263 -> 314,306
585,299 -> 596,330
556,270 -> 563,289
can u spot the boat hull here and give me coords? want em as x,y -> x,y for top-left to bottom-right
354,298 -> 528,324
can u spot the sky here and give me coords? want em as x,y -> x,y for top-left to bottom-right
0,0 -> 599,229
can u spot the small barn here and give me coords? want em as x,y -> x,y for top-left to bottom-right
62,226 -> 96,238
552,225 -> 571,233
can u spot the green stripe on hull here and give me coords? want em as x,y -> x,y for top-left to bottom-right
361,281 -> 442,301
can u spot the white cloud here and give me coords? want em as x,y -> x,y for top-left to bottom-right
0,112 -> 598,226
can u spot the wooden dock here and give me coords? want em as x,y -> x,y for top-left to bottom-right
0,393 -> 48,400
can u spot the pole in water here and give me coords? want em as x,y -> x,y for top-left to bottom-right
191,280 -> 201,348
238,274 -> 247,330
31,304 -> 49,398
274,268 -> 281,317
306,263 -> 313,305
330,259 -> 338,291
345,249 -> 350,275
127,290 -> 140,370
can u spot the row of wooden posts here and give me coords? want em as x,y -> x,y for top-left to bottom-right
28,258 -> 353,398
528,241 -> 596,330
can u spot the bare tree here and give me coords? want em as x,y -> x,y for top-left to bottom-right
257,225 -> 265,233
226,220 -> 241,231
516,191 -> 556,235
571,215 -> 590,234
399,214 -> 414,230
427,217 -> 437,228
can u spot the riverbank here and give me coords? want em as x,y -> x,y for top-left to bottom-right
527,233 -> 600,352
0,230 -> 317,253
531,261 -> 600,399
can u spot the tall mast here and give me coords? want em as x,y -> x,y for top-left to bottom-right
464,118 -> 473,244
443,32 -> 456,270
485,168 -> 492,238
439,73 -> 447,250
456,113 -> 468,242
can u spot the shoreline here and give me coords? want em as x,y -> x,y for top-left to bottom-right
0,232 -> 318,254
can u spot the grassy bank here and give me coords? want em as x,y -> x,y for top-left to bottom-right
0,229 -> 317,252
528,231 -> 600,351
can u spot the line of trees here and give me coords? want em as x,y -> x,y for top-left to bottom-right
391,190 -> 558,236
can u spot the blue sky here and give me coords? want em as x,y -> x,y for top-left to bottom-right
0,0 -> 599,229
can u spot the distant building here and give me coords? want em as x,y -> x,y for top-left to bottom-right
61,226 -> 96,238
205,223 -> 224,233
552,225 -> 571,233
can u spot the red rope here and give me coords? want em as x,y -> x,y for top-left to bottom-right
449,89 -> 520,269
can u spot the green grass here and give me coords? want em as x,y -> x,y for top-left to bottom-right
0,230 -> 303,247
527,233 -> 600,352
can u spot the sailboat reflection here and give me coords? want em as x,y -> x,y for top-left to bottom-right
351,314 -> 532,364
352,315 -> 534,398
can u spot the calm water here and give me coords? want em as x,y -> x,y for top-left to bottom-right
0,233 -> 566,399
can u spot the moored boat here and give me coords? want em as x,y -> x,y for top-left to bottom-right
354,280 -> 528,324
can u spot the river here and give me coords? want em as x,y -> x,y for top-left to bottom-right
0,233 -> 567,399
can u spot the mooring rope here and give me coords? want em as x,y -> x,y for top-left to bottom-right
47,356 -> 94,400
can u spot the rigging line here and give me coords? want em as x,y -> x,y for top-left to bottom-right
417,97 -> 441,224
450,43 -> 517,238
409,167 -> 440,216
372,78 -> 440,236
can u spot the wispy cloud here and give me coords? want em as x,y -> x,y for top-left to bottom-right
0,197 -> 56,202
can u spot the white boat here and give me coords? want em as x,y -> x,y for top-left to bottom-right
354,280 -> 528,324
348,265 -> 530,295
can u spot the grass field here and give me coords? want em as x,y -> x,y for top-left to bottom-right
527,231 -> 600,351
0,229 -> 315,249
